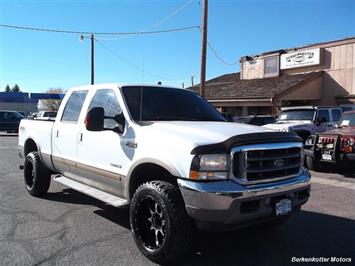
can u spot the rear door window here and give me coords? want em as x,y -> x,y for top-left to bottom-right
331,109 -> 342,122
61,91 -> 88,122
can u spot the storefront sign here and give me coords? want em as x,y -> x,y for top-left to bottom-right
280,48 -> 320,69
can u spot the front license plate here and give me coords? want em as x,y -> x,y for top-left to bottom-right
322,153 -> 332,160
275,199 -> 292,216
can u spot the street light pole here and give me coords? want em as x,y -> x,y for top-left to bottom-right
200,0 -> 208,97
91,34 -> 94,85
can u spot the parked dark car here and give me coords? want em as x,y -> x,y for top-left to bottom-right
0,110 -> 24,133
304,110 -> 355,170
233,115 -> 277,126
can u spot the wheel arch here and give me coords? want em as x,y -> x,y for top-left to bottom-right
24,138 -> 38,157
126,159 -> 181,201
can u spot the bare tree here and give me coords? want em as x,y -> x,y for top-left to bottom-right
40,88 -> 65,111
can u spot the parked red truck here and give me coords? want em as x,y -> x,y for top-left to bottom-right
304,111 -> 355,170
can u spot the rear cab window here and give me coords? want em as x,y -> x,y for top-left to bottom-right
61,90 -> 88,123
331,109 -> 342,122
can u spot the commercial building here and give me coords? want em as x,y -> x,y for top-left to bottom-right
0,92 -> 65,115
194,37 -> 355,115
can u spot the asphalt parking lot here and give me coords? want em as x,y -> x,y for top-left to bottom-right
0,135 -> 354,266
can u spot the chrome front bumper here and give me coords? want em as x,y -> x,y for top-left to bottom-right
178,169 -> 311,230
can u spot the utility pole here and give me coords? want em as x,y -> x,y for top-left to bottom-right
80,34 -> 95,85
191,75 -> 194,86
91,34 -> 95,85
200,0 -> 208,97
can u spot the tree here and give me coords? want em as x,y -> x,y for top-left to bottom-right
12,84 -> 20,92
5,84 -> 11,92
40,88 -> 65,111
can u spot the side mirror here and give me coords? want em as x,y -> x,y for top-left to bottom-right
305,135 -> 315,146
85,107 -> 104,131
335,123 -> 339,129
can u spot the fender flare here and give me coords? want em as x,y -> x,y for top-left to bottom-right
125,158 -> 181,199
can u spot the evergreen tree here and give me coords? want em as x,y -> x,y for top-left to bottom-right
12,84 -> 20,92
5,84 -> 11,92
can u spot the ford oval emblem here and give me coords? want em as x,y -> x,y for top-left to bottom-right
274,159 -> 285,168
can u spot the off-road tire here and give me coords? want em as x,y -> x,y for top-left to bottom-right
24,152 -> 51,197
306,155 -> 320,171
130,181 -> 194,264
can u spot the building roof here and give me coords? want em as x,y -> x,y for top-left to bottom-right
191,71 -> 323,100
241,36 -> 355,61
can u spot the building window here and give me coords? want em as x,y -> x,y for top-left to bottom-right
264,56 -> 279,78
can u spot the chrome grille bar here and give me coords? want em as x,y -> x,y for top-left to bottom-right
231,142 -> 303,185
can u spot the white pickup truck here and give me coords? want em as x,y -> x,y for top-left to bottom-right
263,106 -> 342,141
18,84 -> 311,263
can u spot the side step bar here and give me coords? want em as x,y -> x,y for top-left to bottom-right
53,175 -> 129,207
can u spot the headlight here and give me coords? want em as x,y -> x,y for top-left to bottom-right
189,154 -> 229,181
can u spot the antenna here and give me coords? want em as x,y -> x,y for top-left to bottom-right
139,60 -> 145,123
139,85 -> 143,123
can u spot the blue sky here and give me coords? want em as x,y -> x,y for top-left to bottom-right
0,0 -> 354,93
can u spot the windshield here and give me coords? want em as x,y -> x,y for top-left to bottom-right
278,109 -> 315,121
121,86 -> 225,122
339,113 -> 355,127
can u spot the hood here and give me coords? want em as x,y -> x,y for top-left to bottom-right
320,127 -> 355,136
263,120 -> 313,130
144,121 -> 272,147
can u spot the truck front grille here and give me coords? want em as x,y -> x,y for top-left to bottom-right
231,142 -> 303,184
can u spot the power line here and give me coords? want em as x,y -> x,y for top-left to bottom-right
207,42 -> 239,66
95,39 -> 189,82
0,23 -> 199,35
96,0 -> 195,41
143,0 -> 195,32
197,26 -> 239,66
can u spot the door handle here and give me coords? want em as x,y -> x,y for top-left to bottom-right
125,141 -> 137,148
56,130 -> 59,138
79,133 -> 83,143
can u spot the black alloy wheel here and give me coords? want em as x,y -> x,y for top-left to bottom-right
24,159 -> 35,190
134,195 -> 167,251
130,181 -> 194,264
24,152 -> 51,197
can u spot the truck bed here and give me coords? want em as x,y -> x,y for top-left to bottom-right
18,118 -> 54,160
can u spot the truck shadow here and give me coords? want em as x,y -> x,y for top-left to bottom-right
44,188 -> 131,229
96,204 -> 355,265
180,210 -> 355,266
312,168 -> 355,178
44,189 -> 355,266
